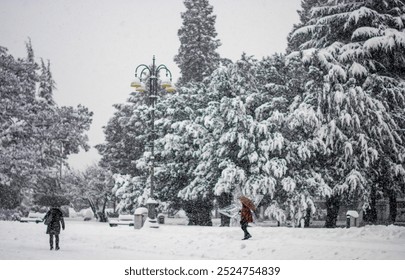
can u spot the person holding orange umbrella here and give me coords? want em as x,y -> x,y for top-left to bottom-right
238,196 -> 255,240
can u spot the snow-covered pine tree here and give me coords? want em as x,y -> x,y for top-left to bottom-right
32,59 -> 61,193
251,53 -> 333,227
174,0 -> 221,86
95,90 -> 151,212
96,100 -> 149,177
287,0 -> 327,53
38,59 -> 56,106
177,55 -> 259,225
24,38 -> 38,99
288,0 -> 405,226
153,83 -> 213,225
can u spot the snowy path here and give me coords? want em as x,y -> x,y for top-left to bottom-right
1,220 -> 404,259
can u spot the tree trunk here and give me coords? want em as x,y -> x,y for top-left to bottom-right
184,200 -> 197,225
218,193 -> 232,227
87,198 -> 99,220
197,207 -> 213,226
184,197 -> 213,226
112,196 -> 117,213
97,196 -> 108,223
388,190 -> 397,224
325,194 -> 340,228
363,186 -> 377,224
304,207 -> 311,228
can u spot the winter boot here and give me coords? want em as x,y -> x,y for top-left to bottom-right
242,234 -> 252,240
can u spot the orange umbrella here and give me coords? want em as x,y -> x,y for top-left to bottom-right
238,196 -> 256,211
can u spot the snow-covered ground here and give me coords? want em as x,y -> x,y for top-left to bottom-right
1,218 -> 405,260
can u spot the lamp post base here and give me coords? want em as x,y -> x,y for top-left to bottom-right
146,198 -> 159,229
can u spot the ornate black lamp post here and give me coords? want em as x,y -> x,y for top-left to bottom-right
130,56 -> 175,227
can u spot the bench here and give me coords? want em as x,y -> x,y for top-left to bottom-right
20,212 -> 46,223
108,214 -> 134,227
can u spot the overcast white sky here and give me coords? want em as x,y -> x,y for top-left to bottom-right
1,0 -> 302,170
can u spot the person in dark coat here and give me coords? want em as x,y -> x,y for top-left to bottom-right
240,203 -> 253,240
43,207 -> 65,250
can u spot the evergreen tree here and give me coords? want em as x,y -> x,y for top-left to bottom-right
38,59 -> 56,106
194,56 -> 259,198
154,83 -> 212,225
96,100 -> 148,177
287,0 -> 405,226
254,54 -> 333,227
174,0 -> 221,86
96,93 -> 150,212
287,0 -> 327,52
170,56 -> 259,225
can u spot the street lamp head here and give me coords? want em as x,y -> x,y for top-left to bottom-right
161,77 -> 172,89
130,77 -> 142,88
136,82 -> 147,93
161,76 -> 176,92
165,86 -> 176,93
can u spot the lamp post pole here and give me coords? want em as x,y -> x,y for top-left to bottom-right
149,56 -> 157,220
131,56 -> 175,226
